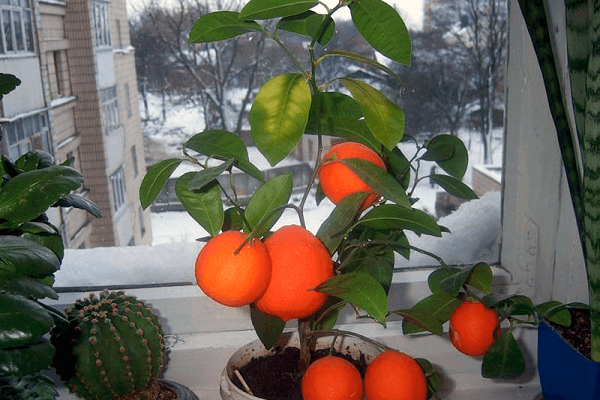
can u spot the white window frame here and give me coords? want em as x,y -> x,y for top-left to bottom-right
109,165 -> 126,212
100,85 -> 120,134
3,112 -> 50,159
92,0 -> 111,48
0,0 -> 34,55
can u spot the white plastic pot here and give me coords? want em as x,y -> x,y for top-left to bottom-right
219,331 -> 381,400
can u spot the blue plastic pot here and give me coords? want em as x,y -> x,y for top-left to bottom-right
538,321 -> 600,399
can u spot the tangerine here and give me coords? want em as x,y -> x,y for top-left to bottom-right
194,230 -> 271,307
318,141 -> 386,210
449,299 -> 500,356
363,350 -> 427,400
301,355 -> 364,400
253,225 -> 333,321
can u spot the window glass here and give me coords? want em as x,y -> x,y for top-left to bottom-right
2,113 -> 51,160
3,10 -> 12,52
0,0 -> 32,54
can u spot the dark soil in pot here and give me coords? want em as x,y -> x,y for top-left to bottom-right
231,346 -> 369,400
547,308 -> 591,360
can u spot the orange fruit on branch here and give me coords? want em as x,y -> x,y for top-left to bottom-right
254,225 -> 334,322
318,141 -> 386,210
449,299 -> 500,356
301,355 -> 364,400
194,230 -> 271,307
364,350 -> 427,400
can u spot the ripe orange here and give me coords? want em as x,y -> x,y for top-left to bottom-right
449,299 -> 500,356
301,355 -> 363,400
364,350 -> 427,400
318,141 -> 386,210
194,230 -> 271,307
253,225 -> 333,321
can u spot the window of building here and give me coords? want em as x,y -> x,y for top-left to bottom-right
110,166 -> 126,212
92,1 -> 111,48
0,0 -> 34,54
100,85 -> 120,134
124,82 -> 132,118
4,113 -> 50,160
139,208 -> 146,236
130,144 -> 138,176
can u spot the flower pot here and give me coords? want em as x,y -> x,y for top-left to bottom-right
219,331 -> 380,400
537,321 -> 600,399
159,379 -> 199,400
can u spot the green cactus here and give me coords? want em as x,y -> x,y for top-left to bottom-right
51,290 -> 168,400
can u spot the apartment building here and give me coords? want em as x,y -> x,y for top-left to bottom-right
0,0 -> 152,248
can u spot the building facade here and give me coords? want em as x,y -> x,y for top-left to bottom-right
0,0 -> 152,248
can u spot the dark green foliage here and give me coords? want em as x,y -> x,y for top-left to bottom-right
51,290 -> 167,400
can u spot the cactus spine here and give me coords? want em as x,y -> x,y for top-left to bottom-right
52,290 -> 167,400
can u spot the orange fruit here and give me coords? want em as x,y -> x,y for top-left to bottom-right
301,355 -> 363,400
194,230 -> 271,307
253,225 -> 333,321
449,299 -> 500,356
318,141 -> 386,210
364,350 -> 427,400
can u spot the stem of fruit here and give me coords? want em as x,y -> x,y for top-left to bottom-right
298,320 -> 312,374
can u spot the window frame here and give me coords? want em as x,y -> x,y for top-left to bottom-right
0,0 -> 34,55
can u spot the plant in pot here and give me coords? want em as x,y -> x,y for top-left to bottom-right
0,73 -> 103,399
137,0 -> 547,398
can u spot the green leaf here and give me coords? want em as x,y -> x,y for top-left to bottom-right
430,174 -> 478,200
0,166 -> 83,224
349,0 -> 411,65
317,192 -> 366,253
15,151 -> 40,171
21,230 -> 64,262
422,134 -> 469,180
175,174 -> 224,237
416,358 -> 444,399
494,295 -> 535,317
0,73 -> 20,99
318,50 -> 402,82
536,301 -> 571,326
244,174 -> 293,238
341,158 -> 411,207
0,274 -> 58,301
240,0 -> 318,20
185,130 -> 264,182
0,339 -> 54,377
315,272 -> 388,326
187,160 -> 234,191
0,294 -> 54,349
482,330 -> 526,379
395,308 -> 444,336
277,11 -> 335,46
312,297 -> 346,331
428,267 -> 461,294
0,236 -> 60,278
189,11 -> 261,43
54,193 -> 102,218
439,263 -> 494,296
139,158 -> 183,210
222,207 -> 245,231
359,204 -> 442,237
250,74 -> 311,166
382,144 -> 411,190
399,292 -> 460,335
340,78 -> 405,149
250,305 -> 285,350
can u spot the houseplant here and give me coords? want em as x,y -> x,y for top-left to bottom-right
0,72 -> 103,399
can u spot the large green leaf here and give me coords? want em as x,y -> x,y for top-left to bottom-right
315,272 -> 388,326
244,174 -> 293,238
536,301 -> 571,326
482,330 -> 526,379
189,11 -> 261,43
421,134 -> 469,180
0,166 -> 83,224
240,0 -> 318,20
277,11 -> 335,46
439,263 -> 494,297
317,192 -> 366,253
399,292 -> 460,335
0,339 -> 54,376
349,0 -> 411,65
175,173 -> 224,237
0,274 -> 58,301
0,294 -> 54,349
187,160 -> 234,191
318,50 -> 402,82
395,308 -> 444,336
139,158 -> 183,210
21,230 -> 64,262
359,204 -> 442,237
250,305 -> 285,350
427,267 -> 461,294
430,174 -> 478,200
250,74 -> 311,166
339,78 -> 404,149
54,193 -> 102,218
0,236 -> 60,279
185,130 -> 264,182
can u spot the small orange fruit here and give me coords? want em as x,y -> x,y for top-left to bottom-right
318,141 -> 386,210
364,350 -> 427,400
195,230 -> 271,307
254,225 -> 333,321
449,299 -> 500,356
301,355 -> 363,400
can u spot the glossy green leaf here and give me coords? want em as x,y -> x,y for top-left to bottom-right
250,74 -> 311,166
416,358 -> 444,399
399,291 -> 460,335
0,294 -> 54,349
430,174 -> 478,200
189,11 -> 261,43
388,230 -> 411,260
422,134 -> 469,180
250,305 -> 285,350
187,160 -> 234,191
494,295 -> 535,317
222,207 -> 245,231
0,73 -> 20,99
0,236 -> 60,278
359,204 -> 442,237
536,301 -> 571,326
0,166 -> 83,224
15,151 -> 40,171
139,158 -> 183,210
175,173 -> 223,237
244,174 -> 293,238
0,338 -> 54,376
439,263 -> 494,296
342,158 -> 411,207
340,78 -> 404,149
428,267 -> 461,294
349,0 -> 411,65
54,193 -> 102,218
21,230 -> 64,262
383,146 -> 411,190
395,308 -> 444,336
482,330 -> 526,379
0,273 -> 58,301
185,130 -> 264,182
317,192 -> 366,253
318,50 -> 402,82
277,11 -> 335,46
240,0 -> 318,20
315,272 -> 388,326
312,297 -> 346,331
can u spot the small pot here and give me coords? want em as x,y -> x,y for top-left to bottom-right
219,331 -> 380,400
537,321 -> 600,399
159,379 -> 199,400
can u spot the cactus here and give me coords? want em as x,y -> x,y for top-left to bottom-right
51,290 -> 168,400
